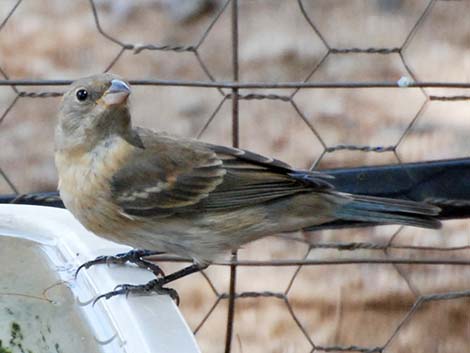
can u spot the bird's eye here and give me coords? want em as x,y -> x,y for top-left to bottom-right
75,89 -> 88,102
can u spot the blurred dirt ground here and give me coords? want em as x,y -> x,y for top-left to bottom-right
0,1 -> 470,352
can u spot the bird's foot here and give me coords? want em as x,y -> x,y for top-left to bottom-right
75,249 -> 165,278
93,278 -> 179,305
90,263 -> 207,306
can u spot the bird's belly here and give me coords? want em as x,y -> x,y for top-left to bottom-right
118,207 -> 273,264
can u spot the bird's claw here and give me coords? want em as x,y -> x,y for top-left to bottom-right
75,249 -> 165,279
92,279 -> 180,306
75,255 -> 109,278
92,287 -> 127,305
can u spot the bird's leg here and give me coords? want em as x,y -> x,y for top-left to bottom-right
75,249 -> 166,278
93,263 -> 208,306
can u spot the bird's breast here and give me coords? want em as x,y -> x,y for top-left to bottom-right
55,136 -> 134,234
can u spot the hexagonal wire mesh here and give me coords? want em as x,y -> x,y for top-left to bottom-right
1,0 -> 470,352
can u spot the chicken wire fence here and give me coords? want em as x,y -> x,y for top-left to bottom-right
1,0 -> 470,352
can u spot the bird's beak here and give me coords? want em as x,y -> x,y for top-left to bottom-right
101,79 -> 131,106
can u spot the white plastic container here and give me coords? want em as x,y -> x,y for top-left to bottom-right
0,204 -> 200,353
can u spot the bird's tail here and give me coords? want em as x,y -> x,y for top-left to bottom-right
334,194 -> 441,229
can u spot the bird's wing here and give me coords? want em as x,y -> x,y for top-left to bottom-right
111,128 -> 333,217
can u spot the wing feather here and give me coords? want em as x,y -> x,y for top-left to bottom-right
111,128 -> 333,217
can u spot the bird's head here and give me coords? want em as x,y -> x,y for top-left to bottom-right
56,73 -> 142,151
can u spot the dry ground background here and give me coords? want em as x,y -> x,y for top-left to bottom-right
1,0 -> 470,352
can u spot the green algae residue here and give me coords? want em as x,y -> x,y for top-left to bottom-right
0,339 -> 13,353
0,322 -> 30,353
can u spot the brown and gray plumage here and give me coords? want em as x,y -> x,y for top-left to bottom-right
55,73 -> 441,266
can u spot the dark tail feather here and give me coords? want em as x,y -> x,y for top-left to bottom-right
335,194 -> 441,229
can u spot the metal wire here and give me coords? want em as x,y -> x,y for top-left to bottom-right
3,79 -> 470,89
0,0 -> 469,352
225,1 -> 240,351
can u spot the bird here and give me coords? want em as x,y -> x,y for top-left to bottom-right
55,73 -> 441,303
